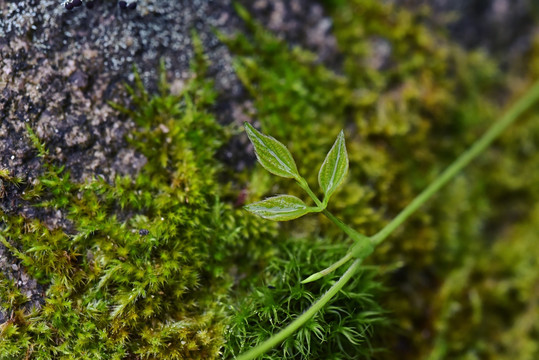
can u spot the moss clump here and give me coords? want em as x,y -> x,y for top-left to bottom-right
0,51 -> 276,358
224,236 -> 387,360
426,203 -> 539,360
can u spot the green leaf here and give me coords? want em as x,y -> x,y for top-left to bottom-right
245,195 -> 313,221
318,130 -> 349,201
244,122 -> 300,179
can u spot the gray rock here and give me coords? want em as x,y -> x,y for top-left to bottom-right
393,0 -> 539,63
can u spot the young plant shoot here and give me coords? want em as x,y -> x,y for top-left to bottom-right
239,79 -> 539,359
244,122 -> 372,276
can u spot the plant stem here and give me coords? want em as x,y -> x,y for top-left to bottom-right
371,80 -> 539,246
297,178 -> 323,208
301,251 -> 354,284
301,210 -> 371,283
297,177 -> 368,242
322,209 -> 368,243
297,178 -> 369,281
235,258 -> 363,360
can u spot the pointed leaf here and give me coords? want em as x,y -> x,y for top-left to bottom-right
245,195 -> 311,221
244,123 -> 300,179
318,130 -> 349,200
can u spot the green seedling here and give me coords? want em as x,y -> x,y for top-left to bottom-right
244,123 -> 371,276
238,79 -> 539,360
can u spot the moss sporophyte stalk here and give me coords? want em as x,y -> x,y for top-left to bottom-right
237,80 -> 539,360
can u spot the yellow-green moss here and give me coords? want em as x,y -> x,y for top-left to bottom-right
0,54 -> 276,359
1,3 -> 538,359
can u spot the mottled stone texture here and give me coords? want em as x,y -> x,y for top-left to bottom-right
0,0 -> 336,185
395,0 -> 538,62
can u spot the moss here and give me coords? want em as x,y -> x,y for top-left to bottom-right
224,236 -> 387,360
0,169 -> 24,201
0,47 -> 276,358
426,202 -> 539,360
226,1 -> 539,359
1,3 -> 538,359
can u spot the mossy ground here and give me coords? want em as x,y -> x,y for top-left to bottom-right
226,1 -> 539,359
0,45 -> 277,359
1,1 -> 539,359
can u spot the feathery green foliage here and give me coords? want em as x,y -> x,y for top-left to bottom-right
0,48 -> 276,359
224,237 -> 387,360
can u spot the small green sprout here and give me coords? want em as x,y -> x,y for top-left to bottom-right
244,122 -> 301,180
244,122 -> 352,217
318,130 -> 349,207
244,194 -> 317,221
243,122 -> 370,275
238,79 -> 539,359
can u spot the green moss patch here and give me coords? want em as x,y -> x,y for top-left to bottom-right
0,51 -> 275,359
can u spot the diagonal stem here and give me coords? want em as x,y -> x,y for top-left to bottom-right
235,259 -> 363,360
297,177 -> 368,243
371,80 -> 539,246
301,251 -> 354,284
296,177 -> 323,208
322,209 -> 368,243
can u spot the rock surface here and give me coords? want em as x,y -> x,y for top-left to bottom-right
0,0 -> 335,186
395,0 -> 538,63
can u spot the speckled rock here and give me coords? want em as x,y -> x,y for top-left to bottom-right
246,0 -> 337,64
394,0 -> 538,63
0,242 -> 46,324
0,0 -> 336,184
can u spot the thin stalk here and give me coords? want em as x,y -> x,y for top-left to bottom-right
322,209 -> 368,243
296,178 -> 323,208
301,251 -> 354,284
301,209 -> 370,283
297,177 -> 368,243
296,179 -> 369,282
235,259 -> 363,360
371,81 -> 539,246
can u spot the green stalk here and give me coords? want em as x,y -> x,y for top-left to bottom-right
297,179 -> 370,282
296,178 -> 324,208
297,177 -> 368,242
235,258 -> 363,360
371,80 -> 539,246
322,209 -> 368,243
301,251 -> 354,284
301,210 -> 370,283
